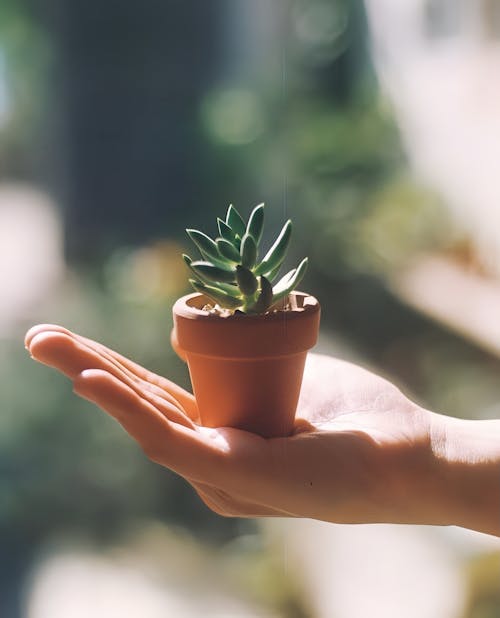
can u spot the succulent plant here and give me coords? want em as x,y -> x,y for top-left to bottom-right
184,203 -> 308,314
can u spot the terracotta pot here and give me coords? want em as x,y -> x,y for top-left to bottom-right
172,291 -> 320,438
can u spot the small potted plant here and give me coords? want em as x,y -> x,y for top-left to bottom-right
172,203 -> 320,438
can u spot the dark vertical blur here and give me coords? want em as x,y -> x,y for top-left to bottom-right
48,1 -> 224,261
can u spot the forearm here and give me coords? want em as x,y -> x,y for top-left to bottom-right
430,413 -> 500,536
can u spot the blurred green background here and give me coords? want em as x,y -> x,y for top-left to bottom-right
1,1 -> 500,617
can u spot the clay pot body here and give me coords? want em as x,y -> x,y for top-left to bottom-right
172,292 -> 320,438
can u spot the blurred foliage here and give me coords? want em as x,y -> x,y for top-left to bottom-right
0,0 -> 51,179
464,552 -> 500,618
196,1 -> 455,294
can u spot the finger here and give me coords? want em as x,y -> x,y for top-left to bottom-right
29,331 -> 196,429
80,333 -> 198,422
29,330 -> 106,378
77,333 -> 194,417
73,369 -> 227,482
25,323 -> 71,348
26,324 -> 198,422
26,326 -> 186,408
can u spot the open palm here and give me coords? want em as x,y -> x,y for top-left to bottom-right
25,324 -> 443,526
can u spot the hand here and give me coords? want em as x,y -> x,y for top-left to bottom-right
24,324 -> 500,534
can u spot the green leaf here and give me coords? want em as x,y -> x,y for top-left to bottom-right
217,218 -> 235,243
254,220 -> 292,276
183,253 -> 201,281
216,238 -> 241,262
261,261 -> 281,282
246,203 -> 264,245
186,229 -> 221,262
271,267 -> 296,291
236,265 -> 258,296
190,261 -> 236,284
190,280 -> 242,310
240,233 -> 257,269
185,256 -> 240,297
225,205 -> 246,237
216,283 -> 242,297
272,257 -> 308,304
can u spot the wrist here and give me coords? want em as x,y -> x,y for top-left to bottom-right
429,413 -> 500,536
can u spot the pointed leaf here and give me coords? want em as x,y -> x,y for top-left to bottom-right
217,218 -> 235,243
216,238 -> 241,262
254,220 -> 292,276
186,229 -> 221,262
246,203 -> 264,245
240,233 -> 257,269
216,283 -> 241,297
190,280 -> 242,310
236,265 -> 258,296
183,253 -> 202,282
272,257 -> 308,304
225,204 -> 246,237
271,268 -> 296,293
215,282 -> 242,297
185,257 -> 240,296
191,261 -> 236,284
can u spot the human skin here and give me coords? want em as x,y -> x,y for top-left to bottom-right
25,324 -> 500,536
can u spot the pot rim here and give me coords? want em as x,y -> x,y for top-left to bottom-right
172,291 -> 321,358
173,291 -> 319,323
